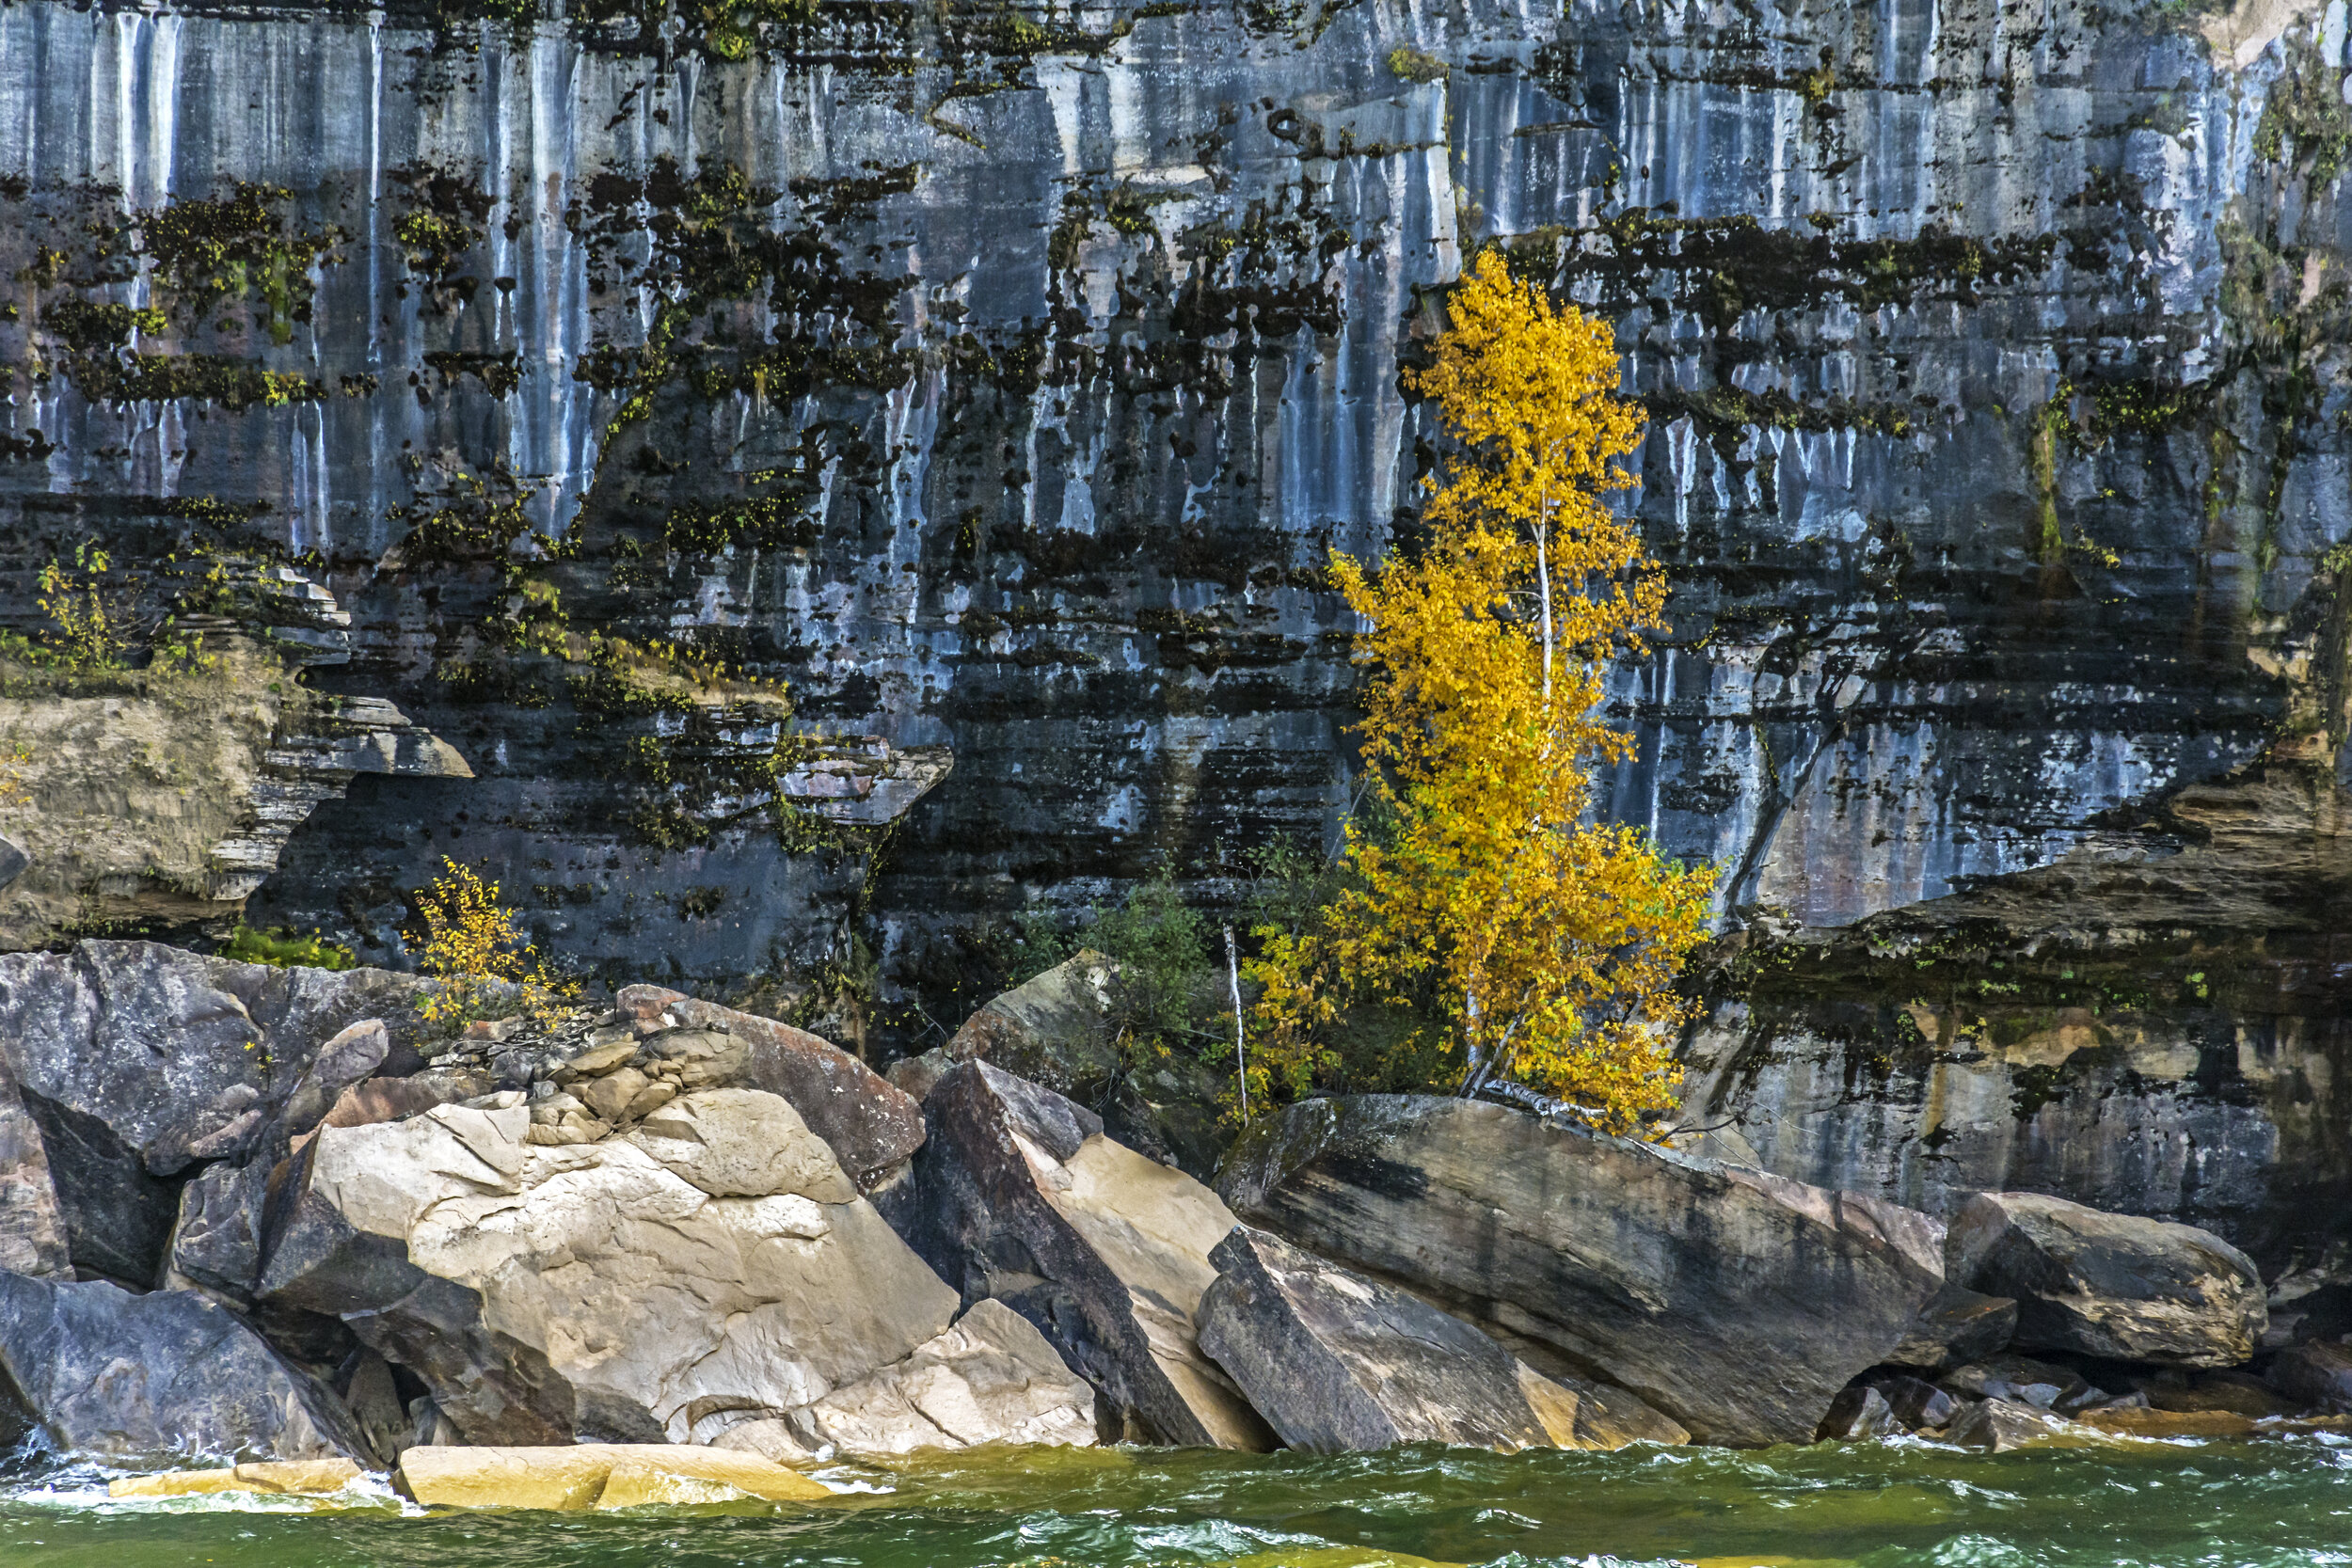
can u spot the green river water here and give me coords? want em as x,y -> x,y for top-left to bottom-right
3,1435 -> 2348,1568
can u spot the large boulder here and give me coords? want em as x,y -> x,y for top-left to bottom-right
1198,1226 -> 1685,1452
0,1271 -> 365,1465
613,986 -> 923,1190
1887,1283 -> 2019,1370
944,952 -> 1123,1099
0,942 -> 435,1282
1217,1095 -> 1947,1447
258,1087 -> 1092,1455
884,1060 -> 1274,1448
1947,1191 -> 2266,1366
934,955 -> 1226,1177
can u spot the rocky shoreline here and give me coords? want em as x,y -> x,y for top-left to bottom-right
0,942 -> 2344,1508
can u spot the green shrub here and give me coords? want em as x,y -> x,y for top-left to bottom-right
221,924 -> 358,971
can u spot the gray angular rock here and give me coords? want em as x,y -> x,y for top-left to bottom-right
0,1271 -> 364,1465
1888,1283 -> 2019,1370
1947,1192 -> 2267,1366
2267,1340 -> 2352,1413
613,986 -> 923,1190
1816,1386 -> 1899,1442
1938,1354 -> 2094,1412
0,1057 -> 65,1279
1218,1095 -> 1947,1447
0,942 -> 435,1281
163,1159 -> 272,1300
1870,1373 -> 1958,1431
885,1060 -> 1273,1448
1197,1225 -> 1684,1453
279,1020 -> 391,1139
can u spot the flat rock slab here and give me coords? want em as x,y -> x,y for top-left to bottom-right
614,987 -> 923,1190
1198,1225 -> 1685,1452
0,1272 -> 364,1465
1947,1191 -> 2266,1366
886,1060 -> 1273,1448
1217,1095 -> 1947,1447
109,1458 -> 364,1498
396,1444 -> 834,1510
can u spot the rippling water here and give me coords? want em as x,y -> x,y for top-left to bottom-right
6,1435 -> 2351,1568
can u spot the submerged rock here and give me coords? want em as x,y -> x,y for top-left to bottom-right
1947,1192 -> 2267,1366
108,1458 -> 363,1498
259,1088 -> 1089,1454
0,1271 -> 364,1465
1218,1095 -> 1946,1447
1945,1396 -> 2073,1451
1196,1225 -> 1685,1452
886,1060 -> 1273,1448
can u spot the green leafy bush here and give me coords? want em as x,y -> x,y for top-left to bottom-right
221,924 -> 358,971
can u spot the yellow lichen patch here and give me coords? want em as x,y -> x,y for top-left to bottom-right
1992,1007 -> 2108,1069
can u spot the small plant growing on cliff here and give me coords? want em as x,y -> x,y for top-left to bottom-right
411,857 -> 577,1026
1246,249 -> 1715,1131
35,544 -> 129,671
1387,46 -> 1448,83
222,923 -> 358,972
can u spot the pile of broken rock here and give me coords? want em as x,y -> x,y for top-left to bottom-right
0,942 -> 2342,1505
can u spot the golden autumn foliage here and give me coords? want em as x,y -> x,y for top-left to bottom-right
1243,250 -> 1716,1130
413,857 -> 578,1027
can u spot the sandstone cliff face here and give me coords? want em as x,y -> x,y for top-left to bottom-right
0,0 -> 2346,1248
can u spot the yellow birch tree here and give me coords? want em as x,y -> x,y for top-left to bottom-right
1245,249 -> 1715,1129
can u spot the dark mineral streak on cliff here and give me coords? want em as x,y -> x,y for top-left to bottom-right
1,0 -> 2347,1224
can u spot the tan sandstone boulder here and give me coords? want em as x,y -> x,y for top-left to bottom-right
259,1088 -> 1094,1455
